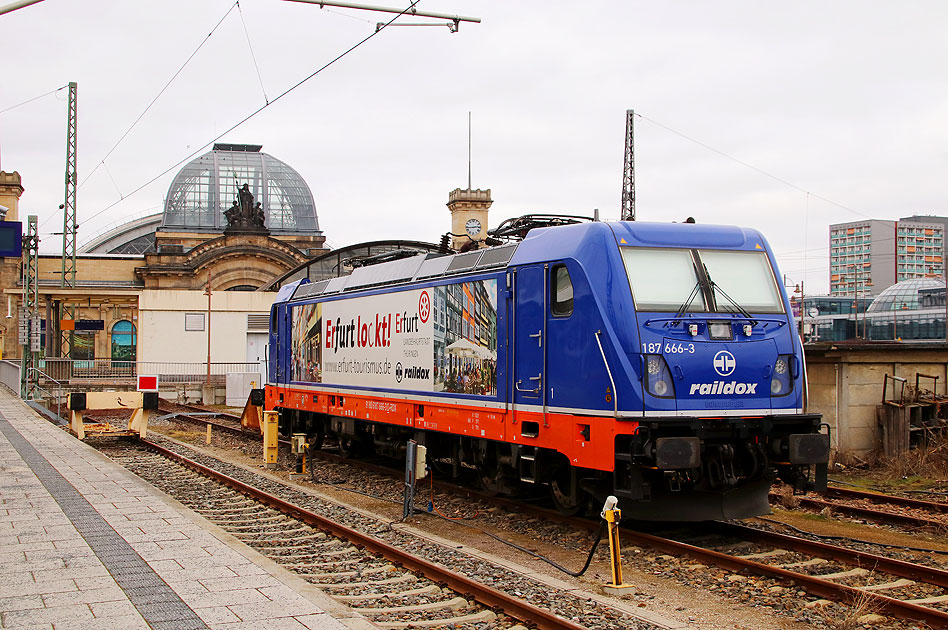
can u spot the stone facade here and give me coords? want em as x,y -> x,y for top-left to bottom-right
141,233 -> 311,290
805,342 -> 948,455
0,171 -> 24,222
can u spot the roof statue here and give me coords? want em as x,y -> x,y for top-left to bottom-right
224,183 -> 268,233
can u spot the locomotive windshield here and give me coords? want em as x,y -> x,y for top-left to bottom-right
699,249 -> 784,314
622,248 -> 706,312
621,247 -> 784,313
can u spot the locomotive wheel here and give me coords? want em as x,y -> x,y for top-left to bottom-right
550,470 -> 583,515
337,436 -> 358,458
477,460 -> 504,495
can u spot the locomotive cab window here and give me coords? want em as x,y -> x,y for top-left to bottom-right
551,264 -> 573,317
698,249 -> 784,314
621,247 -> 705,312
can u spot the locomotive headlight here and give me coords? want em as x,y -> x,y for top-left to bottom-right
708,321 -> 732,340
644,354 -> 675,398
770,354 -> 793,398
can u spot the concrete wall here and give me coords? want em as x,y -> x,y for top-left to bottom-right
138,290 -> 275,364
805,342 -> 948,455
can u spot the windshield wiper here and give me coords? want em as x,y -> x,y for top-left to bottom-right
706,280 -> 758,326
702,262 -> 758,324
674,280 -> 703,320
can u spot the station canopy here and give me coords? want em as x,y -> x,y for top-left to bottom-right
867,277 -> 947,312
161,143 -> 319,234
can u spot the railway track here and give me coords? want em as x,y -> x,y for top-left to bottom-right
640,521 -> 948,628
151,409 -> 948,626
770,485 -> 948,530
99,438 -> 657,630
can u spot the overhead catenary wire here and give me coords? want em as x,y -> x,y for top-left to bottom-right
635,111 -> 871,219
0,84 -> 68,116
236,0 -> 269,105
75,1 -> 241,194
76,0 -> 423,230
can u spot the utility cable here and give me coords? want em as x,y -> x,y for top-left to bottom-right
75,1 -> 240,192
236,0 -> 269,104
635,111 -> 870,219
310,459 -> 605,578
417,507 -> 607,578
77,0 -> 421,230
0,84 -> 68,116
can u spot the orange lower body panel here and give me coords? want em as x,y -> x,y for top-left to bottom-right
266,385 -> 636,473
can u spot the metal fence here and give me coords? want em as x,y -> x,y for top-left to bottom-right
34,359 -> 260,384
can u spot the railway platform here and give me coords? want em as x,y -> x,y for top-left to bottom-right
0,385 -> 371,630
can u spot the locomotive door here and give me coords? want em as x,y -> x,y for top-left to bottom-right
513,265 -> 546,424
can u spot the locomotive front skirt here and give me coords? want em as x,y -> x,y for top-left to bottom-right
266,220 -> 828,521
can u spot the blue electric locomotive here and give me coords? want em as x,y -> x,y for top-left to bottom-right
266,219 -> 828,521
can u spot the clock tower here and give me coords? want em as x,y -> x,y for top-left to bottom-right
447,188 -> 492,251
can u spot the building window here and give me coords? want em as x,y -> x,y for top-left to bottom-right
111,320 -> 137,362
185,313 -> 205,331
72,332 -> 95,361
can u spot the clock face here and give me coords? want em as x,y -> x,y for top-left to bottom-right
465,218 -> 482,237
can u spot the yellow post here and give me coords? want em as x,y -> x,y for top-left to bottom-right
263,410 -> 279,470
206,423 -> 212,445
289,433 -> 308,480
601,496 -> 634,595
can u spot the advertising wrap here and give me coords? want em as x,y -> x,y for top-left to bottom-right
291,279 -> 498,396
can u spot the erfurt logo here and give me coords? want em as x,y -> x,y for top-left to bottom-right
689,381 -> 758,395
394,362 -> 430,383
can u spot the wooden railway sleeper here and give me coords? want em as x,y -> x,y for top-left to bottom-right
316,574 -> 417,590
374,610 -> 497,629
334,584 -> 442,602
356,596 -> 469,614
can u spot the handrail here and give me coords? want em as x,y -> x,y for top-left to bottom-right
26,367 -> 64,420
594,330 -> 618,418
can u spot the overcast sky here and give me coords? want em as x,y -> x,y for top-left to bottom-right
2,1 -> 947,294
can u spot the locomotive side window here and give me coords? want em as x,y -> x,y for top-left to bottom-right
551,264 -> 573,317
621,247 -> 705,312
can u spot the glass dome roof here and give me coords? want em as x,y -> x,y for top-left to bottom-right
161,143 -> 319,233
867,277 -> 947,312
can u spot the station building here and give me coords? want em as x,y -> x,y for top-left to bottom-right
0,144 -> 326,374
801,277 -> 947,342
0,145 -> 495,394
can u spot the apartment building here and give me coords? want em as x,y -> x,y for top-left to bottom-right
829,216 -> 946,296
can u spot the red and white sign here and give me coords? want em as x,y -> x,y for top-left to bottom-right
137,375 -> 159,392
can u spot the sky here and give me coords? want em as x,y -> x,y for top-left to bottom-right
1,1 -> 947,295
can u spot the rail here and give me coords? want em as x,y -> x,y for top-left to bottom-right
141,439 -> 590,630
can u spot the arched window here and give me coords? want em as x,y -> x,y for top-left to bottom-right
111,320 -> 137,362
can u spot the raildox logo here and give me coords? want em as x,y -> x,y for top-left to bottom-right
394,361 -> 430,384
689,349 -> 757,396
713,350 -> 736,376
